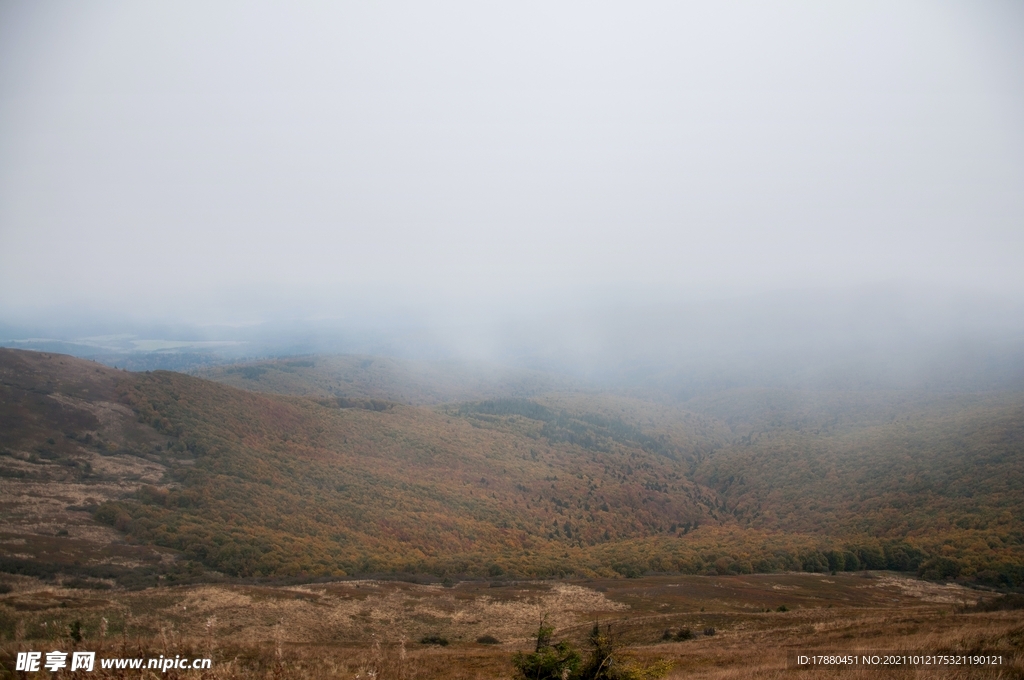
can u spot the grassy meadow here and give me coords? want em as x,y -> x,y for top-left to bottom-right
1,572 -> 1022,678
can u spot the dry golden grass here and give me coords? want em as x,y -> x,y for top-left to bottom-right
2,573 -> 1021,679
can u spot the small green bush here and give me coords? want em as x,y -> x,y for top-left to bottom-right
513,620 -> 671,680
420,634 -> 449,646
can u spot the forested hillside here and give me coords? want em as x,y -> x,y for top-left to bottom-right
95,371 -> 721,578
3,349 -> 1023,588
197,354 -> 573,404
689,389 -> 1024,584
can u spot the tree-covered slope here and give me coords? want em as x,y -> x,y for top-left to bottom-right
689,388 -> 1024,583
100,370 -> 717,578
4,349 -> 1024,587
197,354 -> 574,405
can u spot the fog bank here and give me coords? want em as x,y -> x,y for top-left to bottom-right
2,1 -> 1023,327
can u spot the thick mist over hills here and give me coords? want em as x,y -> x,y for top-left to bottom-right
2,2 -> 1023,351
3,285 -> 1023,397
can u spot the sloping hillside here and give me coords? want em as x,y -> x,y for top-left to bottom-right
689,388 -> 1024,583
98,370 -> 718,577
3,348 -> 1024,588
0,350 -> 189,587
197,354 -> 574,404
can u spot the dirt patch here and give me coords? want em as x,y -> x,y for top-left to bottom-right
868,574 -> 979,605
1,587 -> 111,611
126,580 -> 630,649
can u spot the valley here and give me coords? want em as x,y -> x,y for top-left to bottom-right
1,347 -> 1023,677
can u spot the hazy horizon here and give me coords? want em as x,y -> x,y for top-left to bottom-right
2,1 -> 1023,369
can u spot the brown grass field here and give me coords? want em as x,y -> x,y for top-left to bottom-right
1,572 -> 1021,678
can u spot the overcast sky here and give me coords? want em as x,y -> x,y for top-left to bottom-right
1,1 -> 1022,329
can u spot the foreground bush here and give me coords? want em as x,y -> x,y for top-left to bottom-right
512,620 -> 671,680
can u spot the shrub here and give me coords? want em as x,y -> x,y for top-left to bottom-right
511,635 -> 579,680
918,556 -> 962,581
477,634 -> 501,644
703,627 -> 716,637
675,628 -> 694,641
971,594 -> 1024,612
612,563 -> 643,579
513,620 -> 671,680
420,634 -> 449,646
